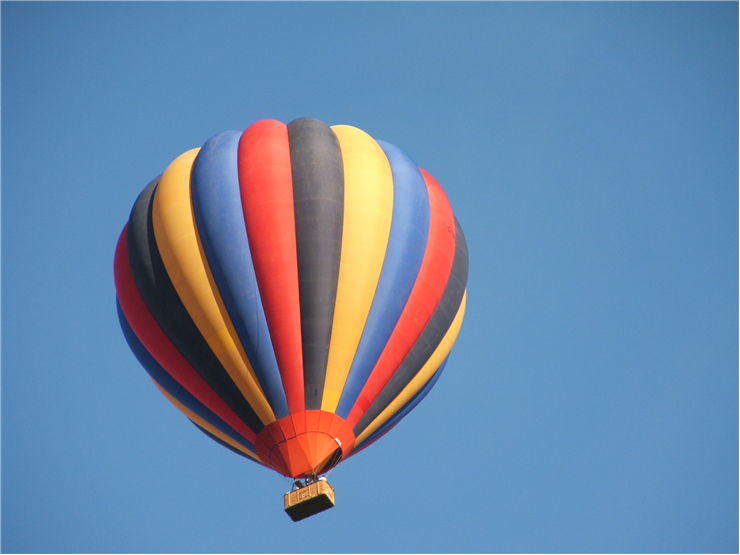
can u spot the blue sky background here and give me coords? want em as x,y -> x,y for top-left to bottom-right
2,2 -> 737,553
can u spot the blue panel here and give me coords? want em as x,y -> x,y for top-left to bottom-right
117,302 -> 257,453
336,140 -> 431,417
354,360 -> 447,453
190,131 -> 289,418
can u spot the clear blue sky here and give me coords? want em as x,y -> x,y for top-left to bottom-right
2,2 -> 737,553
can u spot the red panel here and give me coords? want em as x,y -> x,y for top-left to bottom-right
237,120 -> 305,413
327,414 -> 355,456
254,435 -> 271,465
276,443 -> 294,475
269,445 -> 288,476
253,410 -> 357,477
291,412 -> 307,435
327,414 -> 342,438
346,169 -> 456,428
114,228 -> 257,444
313,435 -> 338,466
296,433 -> 314,467
305,410 -> 321,432
285,441 -> 311,477
279,416 -> 296,440
308,432 -> 321,470
317,410 -> 333,435
267,421 -> 285,446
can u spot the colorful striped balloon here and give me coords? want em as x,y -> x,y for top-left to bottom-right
114,118 -> 468,479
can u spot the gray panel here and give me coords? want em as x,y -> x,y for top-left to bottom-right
287,118 -> 344,409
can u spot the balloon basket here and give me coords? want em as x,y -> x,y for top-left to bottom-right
284,478 -> 335,522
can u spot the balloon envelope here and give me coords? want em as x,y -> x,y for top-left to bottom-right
114,118 -> 468,478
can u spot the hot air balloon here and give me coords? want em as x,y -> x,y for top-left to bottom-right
114,117 -> 468,521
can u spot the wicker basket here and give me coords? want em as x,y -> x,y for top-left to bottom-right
284,480 -> 335,522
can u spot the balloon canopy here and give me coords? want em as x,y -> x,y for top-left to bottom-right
114,117 -> 468,479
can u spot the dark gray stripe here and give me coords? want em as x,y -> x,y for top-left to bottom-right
126,178 -> 265,434
287,117 -> 344,410
353,220 -> 469,436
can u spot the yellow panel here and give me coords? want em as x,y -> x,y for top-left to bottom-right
154,381 -> 262,463
152,149 -> 275,425
355,291 -> 467,445
321,126 -> 394,411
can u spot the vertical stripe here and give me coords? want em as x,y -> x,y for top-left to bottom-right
191,130 -> 289,418
344,169 -> 457,427
354,223 -> 468,433
352,362 -> 447,453
126,178 -> 264,435
287,118 -> 344,410
355,290 -> 467,443
118,301 -> 258,454
237,120 -> 305,413
151,149 -> 275,425
320,125 -> 394,412
335,139 -> 430,416
126,177 -> 161,291
114,229 -> 258,444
